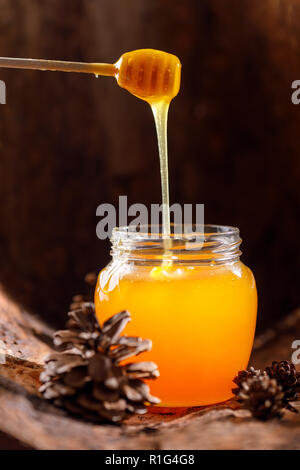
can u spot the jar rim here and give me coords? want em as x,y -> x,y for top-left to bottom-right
112,224 -> 239,240
110,224 -> 242,265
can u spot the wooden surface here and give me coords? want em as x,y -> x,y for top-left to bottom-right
0,287 -> 299,450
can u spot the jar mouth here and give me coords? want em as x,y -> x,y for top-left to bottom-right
112,224 -> 239,240
111,224 -> 242,265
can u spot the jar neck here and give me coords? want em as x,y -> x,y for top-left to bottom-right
110,225 -> 242,266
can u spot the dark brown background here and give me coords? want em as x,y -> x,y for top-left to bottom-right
0,0 -> 299,330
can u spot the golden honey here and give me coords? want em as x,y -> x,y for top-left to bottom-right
115,49 -> 181,103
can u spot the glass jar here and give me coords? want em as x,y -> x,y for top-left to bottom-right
95,225 -> 257,407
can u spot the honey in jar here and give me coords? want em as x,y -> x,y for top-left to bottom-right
95,226 -> 257,407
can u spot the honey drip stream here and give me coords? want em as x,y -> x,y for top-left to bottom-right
151,100 -> 171,237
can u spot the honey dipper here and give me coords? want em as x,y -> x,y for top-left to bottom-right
0,49 -> 181,102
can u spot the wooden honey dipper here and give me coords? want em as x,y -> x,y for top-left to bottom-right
0,49 -> 181,102
0,48 -> 182,238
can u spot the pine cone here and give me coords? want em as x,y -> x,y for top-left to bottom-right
265,361 -> 300,405
237,375 -> 285,420
39,306 -> 160,423
232,366 -> 263,396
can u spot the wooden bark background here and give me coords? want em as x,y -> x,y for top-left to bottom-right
0,289 -> 299,450
0,0 -> 299,329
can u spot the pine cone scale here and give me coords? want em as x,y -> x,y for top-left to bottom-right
238,376 -> 285,420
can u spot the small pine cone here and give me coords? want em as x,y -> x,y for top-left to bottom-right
232,366 -> 263,396
40,307 -> 160,423
237,375 -> 285,420
265,361 -> 300,404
